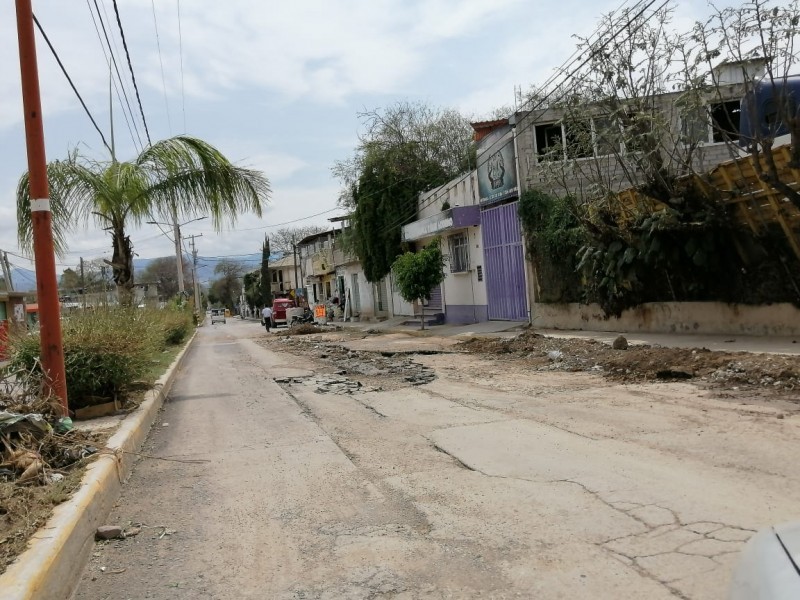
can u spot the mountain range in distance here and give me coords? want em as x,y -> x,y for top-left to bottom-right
6,253 -> 268,292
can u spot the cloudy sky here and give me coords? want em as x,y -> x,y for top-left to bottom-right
0,0 -> 712,279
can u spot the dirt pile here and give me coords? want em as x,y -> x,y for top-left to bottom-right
459,332 -> 800,392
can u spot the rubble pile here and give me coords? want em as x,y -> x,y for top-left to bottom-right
460,331 -> 800,392
271,336 -> 438,391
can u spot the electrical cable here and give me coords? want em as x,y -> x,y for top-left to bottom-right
150,0 -> 172,133
372,0 -> 667,238
111,0 -> 152,146
32,14 -> 112,154
87,0 -> 144,152
176,0 -> 187,132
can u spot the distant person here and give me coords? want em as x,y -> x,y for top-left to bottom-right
261,305 -> 273,332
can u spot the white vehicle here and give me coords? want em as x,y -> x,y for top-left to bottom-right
210,308 -> 226,324
729,521 -> 800,599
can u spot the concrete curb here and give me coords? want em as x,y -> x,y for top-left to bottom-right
0,331 -> 198,600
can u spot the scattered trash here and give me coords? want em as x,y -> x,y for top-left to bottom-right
162,423 -> 169,427
46,472 -> 65,484
0,411 -> 52,436
547,350 -> 563,361
54,416 -> 73,433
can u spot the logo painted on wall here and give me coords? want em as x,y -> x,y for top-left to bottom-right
477,137 -> 518,206
487,150 -> 505,189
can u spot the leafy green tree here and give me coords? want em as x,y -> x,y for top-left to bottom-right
140,256 -> 193,300
210,259 -> 245,310
391,239 -> 446,330
243,270 -> 262,309
59,268 -> 81,292
334,102 -> 474,283
17,136 -> 270,305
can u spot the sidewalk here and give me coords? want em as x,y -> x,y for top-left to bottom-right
329,318 -> 800,355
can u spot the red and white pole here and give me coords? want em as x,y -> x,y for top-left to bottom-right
15,0 -> 69,415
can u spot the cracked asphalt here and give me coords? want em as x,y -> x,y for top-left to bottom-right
74,319 -> 800,599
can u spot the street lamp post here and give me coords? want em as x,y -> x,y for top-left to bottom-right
147,216 -> 207,301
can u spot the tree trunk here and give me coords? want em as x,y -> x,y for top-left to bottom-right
420,300 -> 425,330
106,227 -> 135,307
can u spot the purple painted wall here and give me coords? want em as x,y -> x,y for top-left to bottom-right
451,206 -> 481,229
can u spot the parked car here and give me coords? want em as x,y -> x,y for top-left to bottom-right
271,298 -> 296,327
210,308 -> 226,324
729,521 -> 800,599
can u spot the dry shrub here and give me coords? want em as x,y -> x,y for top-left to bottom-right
7,308 -> 186,409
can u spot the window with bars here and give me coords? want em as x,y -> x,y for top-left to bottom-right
448,233 -> 469,273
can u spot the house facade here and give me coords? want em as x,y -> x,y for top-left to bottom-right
269,255 -> 299,298
0,291 -> 27,359
399,171 -> 488,324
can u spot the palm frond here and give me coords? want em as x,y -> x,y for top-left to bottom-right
16,158 -> 104,256
136,135 -> 270,229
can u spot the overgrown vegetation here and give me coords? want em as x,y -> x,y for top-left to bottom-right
8,307 -> 193,409
334,101 -> 475,283
519,188 -> 800,315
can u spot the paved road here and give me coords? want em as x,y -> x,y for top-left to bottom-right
75,319 -> 800,599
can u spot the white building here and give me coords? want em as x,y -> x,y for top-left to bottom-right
397,170 -> 488,324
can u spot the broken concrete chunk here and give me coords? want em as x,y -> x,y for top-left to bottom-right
96,525 -> 124,540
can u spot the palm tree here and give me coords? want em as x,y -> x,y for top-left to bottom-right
17,136 -> 269,305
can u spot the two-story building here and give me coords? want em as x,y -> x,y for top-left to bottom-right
397,171 -> 488,324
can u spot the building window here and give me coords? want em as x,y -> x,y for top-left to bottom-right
535,122 -> 563,159
594,116 -> 620,156
682,101 -> 741,144
565,120 -> 593,159
448,233 -> 469,273
711,100 -> 741,143
536,117 -> 624,161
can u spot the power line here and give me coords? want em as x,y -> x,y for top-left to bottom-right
373,0 -> 666,238
32,14 -> 112,154
86,0 -> 144,152
150,0 -> 172,133
195,207 -> 343,234
176,0 -> 187,132
111,0 -> 152,146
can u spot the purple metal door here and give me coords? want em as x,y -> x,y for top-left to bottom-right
481,201 -> 528,320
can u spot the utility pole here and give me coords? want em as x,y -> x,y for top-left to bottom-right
100,265 -> 108,307
292,235 -> 299,293
173,214 -> 185,297
1,251 -> 14,292
185,234 -> 203,312
79,257 -> 86,310
15,0 -> 68,415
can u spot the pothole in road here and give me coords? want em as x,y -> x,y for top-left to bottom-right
267,338 -> 437,394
